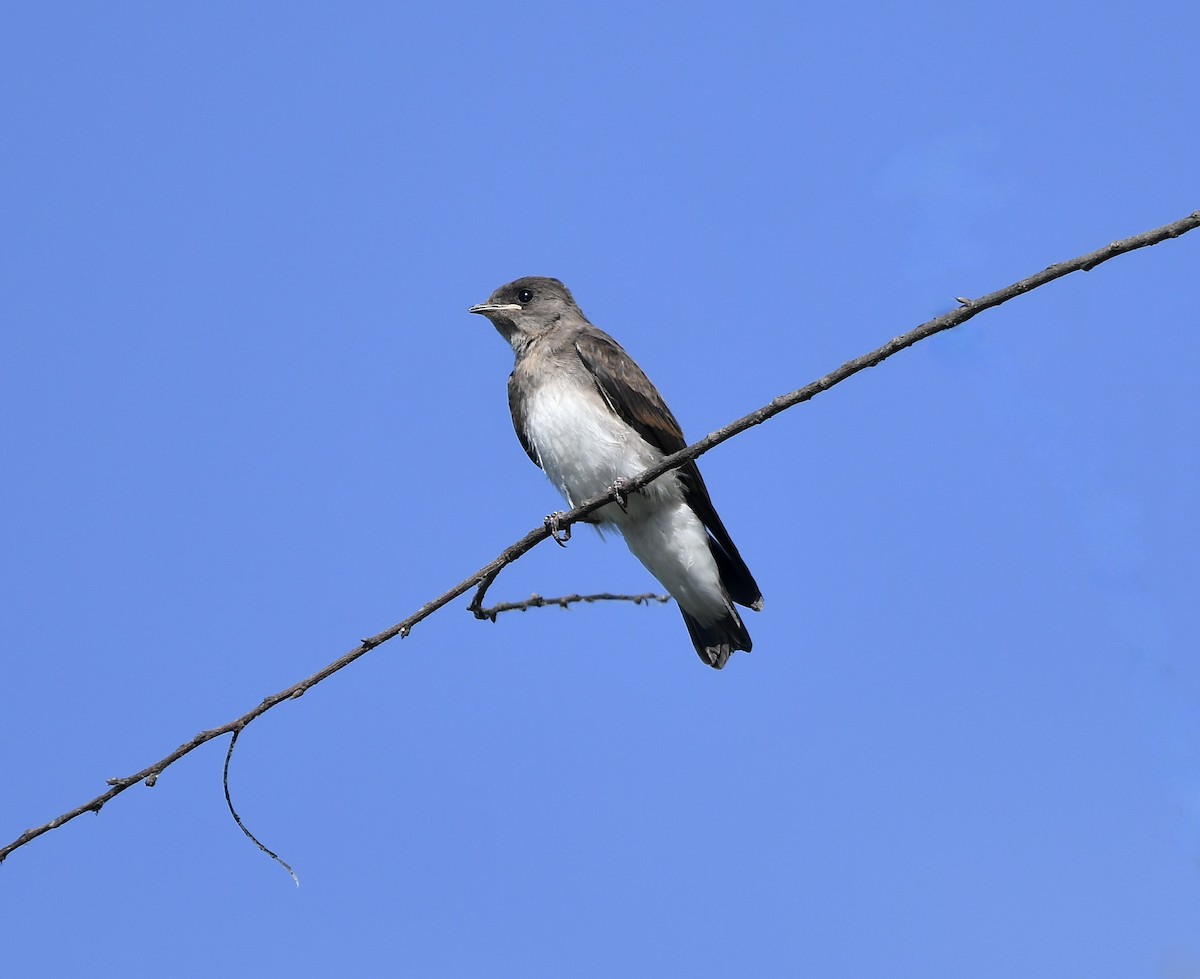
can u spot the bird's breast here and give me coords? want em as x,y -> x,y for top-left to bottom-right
520,372 -> 677,514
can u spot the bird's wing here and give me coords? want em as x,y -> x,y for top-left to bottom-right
507,371 -> 540,466
573,330 -> 762,609
572,329 -> 688,456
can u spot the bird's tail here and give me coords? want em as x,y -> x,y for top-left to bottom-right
681,605 -> 752,670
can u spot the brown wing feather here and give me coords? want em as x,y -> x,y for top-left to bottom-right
507,372 -> 539,466
572,331 -> 687,455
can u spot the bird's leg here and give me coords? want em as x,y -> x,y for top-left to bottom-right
609,477 -> 632,513
544,511 -> 572,547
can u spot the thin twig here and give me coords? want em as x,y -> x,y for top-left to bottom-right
476,592 -> 671,621
466,568 -> 503,618
2,210 -> 1196,866
222,729 -> 299,886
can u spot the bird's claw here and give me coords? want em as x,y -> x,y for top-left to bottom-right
545,512 -> 571,546
609,477 -> 631,512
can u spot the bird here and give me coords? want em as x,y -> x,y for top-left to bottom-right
469,276 -> 763,669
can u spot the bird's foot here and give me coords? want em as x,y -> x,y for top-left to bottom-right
609,477 -> 632,512
545,511 -> 572,546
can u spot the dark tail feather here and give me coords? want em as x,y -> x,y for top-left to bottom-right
681,605 -> 752,670
710,535 -> 763,611
679,466 -> 763,612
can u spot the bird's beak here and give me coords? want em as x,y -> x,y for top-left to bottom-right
468,302 -> 522,316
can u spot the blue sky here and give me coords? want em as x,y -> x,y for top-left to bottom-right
2,3 -> 1198,976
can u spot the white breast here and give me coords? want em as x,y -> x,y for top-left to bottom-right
522,372 -> 678,514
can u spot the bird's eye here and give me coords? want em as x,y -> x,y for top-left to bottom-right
517,288 -> 534,304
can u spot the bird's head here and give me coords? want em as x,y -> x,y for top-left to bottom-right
469,276 -> 582,353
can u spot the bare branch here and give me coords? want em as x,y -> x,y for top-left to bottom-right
535,210 -> 1200,541
475,591 -> 671,621
2,210 -> 1196,866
